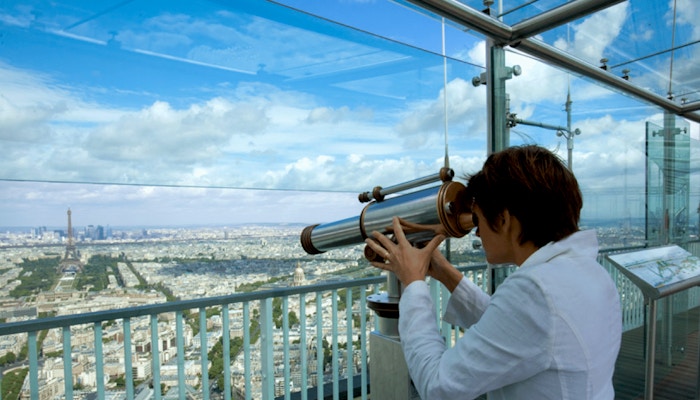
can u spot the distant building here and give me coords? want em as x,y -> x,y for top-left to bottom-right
60,208 -> 83,272
292,263 -> 305,287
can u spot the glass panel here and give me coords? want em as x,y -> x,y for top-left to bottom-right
646,114 -> 691,245
502,1 -> 699,106
651,294 -> 699,399
0,0 -> 484,194
647,120 -> 665,245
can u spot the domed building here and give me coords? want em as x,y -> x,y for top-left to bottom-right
292,262 -> 305,287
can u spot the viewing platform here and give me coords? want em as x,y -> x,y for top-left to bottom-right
1,245 -> 698,399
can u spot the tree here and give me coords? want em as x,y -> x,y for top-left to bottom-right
0,351 -> 16,366
288,310 -> 299,327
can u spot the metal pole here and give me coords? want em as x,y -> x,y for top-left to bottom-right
565,90 -> 573,170
487,39 -> 509,155
645,299 -> 657,400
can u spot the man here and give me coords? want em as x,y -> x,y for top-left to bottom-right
366,145 -> 622,399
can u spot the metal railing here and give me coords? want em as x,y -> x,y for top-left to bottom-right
1,246 -> 698,400
0,277 -> 389,400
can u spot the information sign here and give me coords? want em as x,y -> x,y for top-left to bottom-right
606,245 -> 700,299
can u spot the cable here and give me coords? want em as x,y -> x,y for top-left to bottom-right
442,17 -> 450,170
0,178 -> 359,194
668,0 -> 677,98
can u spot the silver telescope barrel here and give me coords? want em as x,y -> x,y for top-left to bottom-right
300,180 -> 472,255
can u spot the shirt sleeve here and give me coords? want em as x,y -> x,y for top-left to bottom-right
399,274 -> 553,400
442,276 -> 491,329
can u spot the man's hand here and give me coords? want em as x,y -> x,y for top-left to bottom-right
365,217 -> 445,286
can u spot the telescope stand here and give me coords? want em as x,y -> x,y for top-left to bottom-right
367,273 -> 421,399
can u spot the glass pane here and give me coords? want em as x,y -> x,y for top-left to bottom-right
0,0 -> 484,195
646,115 -> 691,245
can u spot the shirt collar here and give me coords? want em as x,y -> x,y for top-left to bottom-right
519,229 -> 599,269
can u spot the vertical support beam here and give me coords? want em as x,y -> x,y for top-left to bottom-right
124,318 -> 134,400
345,289 -> 353,384
283,297 -> 290,400
360,288 -> 368,400
260,297 -> 274,400
661,110 -> 675,245
176,312 -> 186,400
300,295 -> 308,400
62,326 -> 73,400
486,40 -> 510,295
222,304 -> 231,400
486,38 -> 509,155
316,293 -> 324,400
28,331 -> 38,400
94,322 -> 105,400
332,289 -> 339,399
662,299 -> 672,367
645,299 -> 658,400
151,314 -> 162,400
565,91 -> 574,170
243,303 -> 251,400
200,308 -> 209,400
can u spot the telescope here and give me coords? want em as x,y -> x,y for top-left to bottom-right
300,167 -> 474,261
300,168 -> 475,399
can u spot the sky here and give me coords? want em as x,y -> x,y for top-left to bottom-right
0,0 -> 699,229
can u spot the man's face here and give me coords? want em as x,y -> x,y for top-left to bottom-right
472,204 -> 514,265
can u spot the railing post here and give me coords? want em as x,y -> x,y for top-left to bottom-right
28,331 -> 38,400
360,289 -> 368,400
123,318 -> 134,400
332,290 -> 339,399
283,297 -> 291,400
316,293 -> 324,400
176,312 -> 186,400
223,304 -> 232,400
345,289 -> 353,387
200,308 -> 209,400
94,322 -> 105,400
151,314 -> 161,400
300,295 -> 308,400
62,326 -> 73,399
243,302 -> 251,400
260,297 -> 274,400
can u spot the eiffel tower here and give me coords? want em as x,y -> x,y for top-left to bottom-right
60,208 -> 83,273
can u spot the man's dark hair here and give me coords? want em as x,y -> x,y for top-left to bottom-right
466,145 -> 582,248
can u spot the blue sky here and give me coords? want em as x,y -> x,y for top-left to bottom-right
0,0 -> 698,228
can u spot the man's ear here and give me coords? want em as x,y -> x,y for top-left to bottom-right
500,209 -> 523,242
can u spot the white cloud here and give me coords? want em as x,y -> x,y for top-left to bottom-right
569,2 -> 630,64
395,77 -> 486,143
2,0 -> 698,228
0,5 -> 34,28
674,0 -> 700,39
0,58 -> 454,193
85,98 -> 268,165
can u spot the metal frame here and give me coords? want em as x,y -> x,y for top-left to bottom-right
405,0 -> 700,123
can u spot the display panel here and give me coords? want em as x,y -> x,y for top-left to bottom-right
607,245 -> 700,299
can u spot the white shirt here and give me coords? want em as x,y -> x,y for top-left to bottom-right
399,230 -> 622,400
